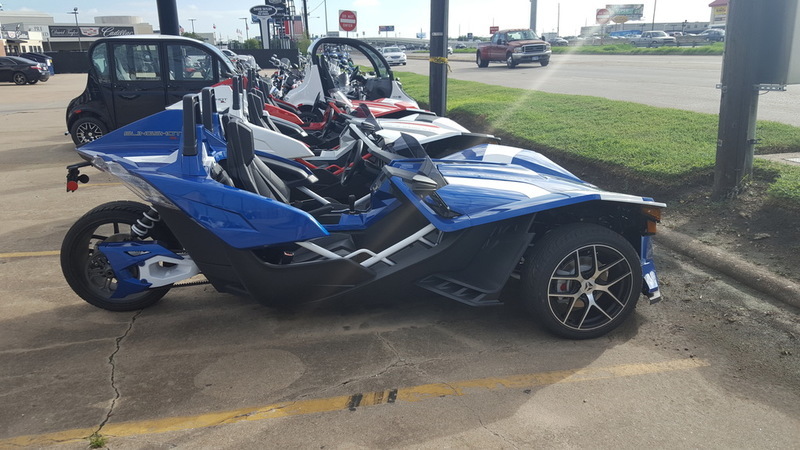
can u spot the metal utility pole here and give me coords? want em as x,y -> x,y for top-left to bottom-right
529,0 -> 537,32
429,0 -> 448,116
156,0 -> 180,36
302,0 -> 310,39
557,3 -> 560,36
188,18 -> 197,33
651,0 -> 657,30
713,0 -> 763,198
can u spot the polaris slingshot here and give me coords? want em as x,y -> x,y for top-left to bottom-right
62,94 -> 664,339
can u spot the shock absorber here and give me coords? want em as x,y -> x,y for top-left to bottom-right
131,206 -> 161,239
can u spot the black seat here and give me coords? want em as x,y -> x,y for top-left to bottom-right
246,91 -> 281,133
224,117 -> 291,203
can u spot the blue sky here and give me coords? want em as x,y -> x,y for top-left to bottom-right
18,1 -> 713,40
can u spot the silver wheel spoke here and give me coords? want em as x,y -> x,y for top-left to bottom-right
601,270 -> 632,289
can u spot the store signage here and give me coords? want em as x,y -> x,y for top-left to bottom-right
48,26 -> 134,38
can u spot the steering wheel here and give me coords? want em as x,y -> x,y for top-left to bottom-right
340,139 -> 366,186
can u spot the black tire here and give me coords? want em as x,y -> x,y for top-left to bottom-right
521,223 -> 642,339
476,52 -> 488,68
61,201 -> 175,311
540,58 -> 550,67
13,72 -> 28,85
506,53 -> 517,69
70,117 -> 108,146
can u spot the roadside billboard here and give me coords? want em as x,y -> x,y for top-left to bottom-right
711,5 -> 728,26
606,4 -> 644,21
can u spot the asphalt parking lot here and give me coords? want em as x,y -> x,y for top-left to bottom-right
1,75 -> 799,449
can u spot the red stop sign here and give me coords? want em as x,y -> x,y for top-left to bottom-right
596,8 -> 611,25
339,10 -> 357,32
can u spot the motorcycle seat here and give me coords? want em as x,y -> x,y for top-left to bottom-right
224,116 -> 291,203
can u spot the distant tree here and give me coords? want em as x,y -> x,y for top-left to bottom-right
181,32 -> 203,41
243,38 -> 261,49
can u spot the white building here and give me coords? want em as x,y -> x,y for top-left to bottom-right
0,10 -> 154,55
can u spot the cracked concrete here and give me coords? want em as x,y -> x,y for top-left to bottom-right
95,310 -> 142,435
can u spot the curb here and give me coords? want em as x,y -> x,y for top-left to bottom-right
656,228 -> 800,309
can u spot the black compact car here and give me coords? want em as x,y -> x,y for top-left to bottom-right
0,56 -> 50,85
66,35 -> 240,146
19,52 -> 55,75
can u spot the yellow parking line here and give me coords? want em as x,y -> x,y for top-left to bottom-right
0,250 -> 60,258
0,358 -> 708,447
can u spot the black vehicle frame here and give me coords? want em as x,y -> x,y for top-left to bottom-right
66,35 -> 239,146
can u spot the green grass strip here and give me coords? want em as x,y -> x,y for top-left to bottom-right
550,42 -> 725,55
395,72 -> 800,205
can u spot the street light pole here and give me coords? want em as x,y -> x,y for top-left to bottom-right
188,18 -> 197,34
68,7 -> 82,51
239,18 -> 249,40
323,0 -> 328,35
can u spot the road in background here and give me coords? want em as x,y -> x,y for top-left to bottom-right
403,54 -> 800,127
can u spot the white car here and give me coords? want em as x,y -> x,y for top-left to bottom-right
221,48 -> 260,71
381,46 -> 407,66
630,31 -> 677,47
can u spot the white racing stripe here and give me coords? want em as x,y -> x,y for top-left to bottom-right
482,145 -> 523,164
445,177 -> 550,198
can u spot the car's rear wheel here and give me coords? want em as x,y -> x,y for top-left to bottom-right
521,223 -> 641,339
13,72 -> 28,85
70,117 -> 108,146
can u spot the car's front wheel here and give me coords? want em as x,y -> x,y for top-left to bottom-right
540,58 -> 550,67
476,52 -> 488,68
506,53 -> 517,69
521,223 -> 642,339
70,117 -> 108,146
61,201 -> 175,311
13,72 -> 28,85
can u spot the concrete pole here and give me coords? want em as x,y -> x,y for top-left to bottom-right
712,0 -> 762,198
530,0 -> 537,32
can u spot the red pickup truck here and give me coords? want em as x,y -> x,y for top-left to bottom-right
476,29 -> 551,68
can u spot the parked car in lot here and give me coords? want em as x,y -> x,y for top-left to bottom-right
697,29 -> 725,42
19,52 -> 55,75
476,29 -> 551,68
66,34 -> 239,146
548,36 -> 569,46
380,46 -> 407,65
629,30 -> 677,47
0,56 -> 50,85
